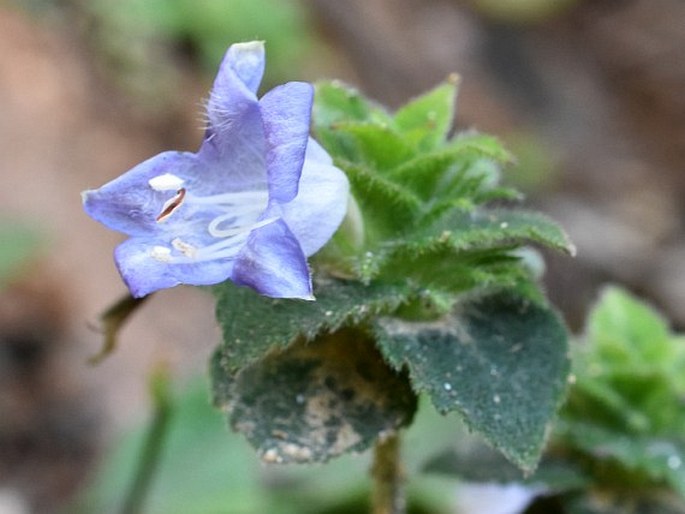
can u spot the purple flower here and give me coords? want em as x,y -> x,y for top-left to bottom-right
82,42 -> 348,300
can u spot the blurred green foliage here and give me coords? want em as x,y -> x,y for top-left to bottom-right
16,0 -> 321,114
470,0 -> 577,24
73,378 -> 457,514
0,222 -> 41,287
89,0 -> 316,85
557,287 -> 685,507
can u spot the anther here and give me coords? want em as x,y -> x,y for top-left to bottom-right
156,188 -> 186,222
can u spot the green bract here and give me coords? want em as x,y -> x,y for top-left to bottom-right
212,77 -> 574,471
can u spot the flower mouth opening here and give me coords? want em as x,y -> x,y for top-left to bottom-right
150,184 -> 275,264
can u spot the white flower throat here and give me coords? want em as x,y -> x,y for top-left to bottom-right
147,173 -> 275,263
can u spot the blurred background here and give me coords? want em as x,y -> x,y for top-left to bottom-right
1,0 -> 684,512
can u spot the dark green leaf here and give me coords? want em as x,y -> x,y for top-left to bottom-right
212,328 -> 417,464
375,292 -> 570,472
212,277 -> 411,373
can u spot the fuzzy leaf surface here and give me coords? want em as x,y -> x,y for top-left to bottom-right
375,292 -> 569,472
393,79 -> 458,151
212,278 -> 411,373
212,328 -> 417,464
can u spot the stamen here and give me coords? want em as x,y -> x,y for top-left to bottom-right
150,246 -> 172,262
156,188 -> 186,222
186,190 -> 268,205
149,173 -> 185,191
172,238 -> 197,258
208,215 -> 280,238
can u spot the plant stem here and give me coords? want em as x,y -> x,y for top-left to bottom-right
371,433 -> 406,514
120,366 -> 173,514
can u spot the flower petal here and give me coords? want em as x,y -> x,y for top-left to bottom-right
281,139 -> 349,256
222,41 -> 265,95
82,151 -> 198,237
259,82 -> 314,203
114,237 -> 236,297
205,41 -> 263,133
231,219 -> 313,299
200,43 -> 268,192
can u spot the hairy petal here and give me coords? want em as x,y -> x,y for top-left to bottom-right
114,238 -> 235,298
82,151 -> 198,237
231,219 -> 313,299
282,139 -> 349,256
260,82 -> 314,203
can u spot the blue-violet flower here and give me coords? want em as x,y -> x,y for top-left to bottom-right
82,41 -> 349,299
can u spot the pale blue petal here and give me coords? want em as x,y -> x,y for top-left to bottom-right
259,82 -> 313,203
82,151 -> 198,237
200,43 -> 267,191
205,41 -> 263,135
281,139 -> 349,256
231,219 -> 313,299
114,238 -> 235,298
222,41 -> 265,94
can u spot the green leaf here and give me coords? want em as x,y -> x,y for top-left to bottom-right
448,132 -> 515,164
564,287 -> 685,438
587,286 -> 675,367
341,160 -> 423,244
375,292 -> 570,472
559,287 -> 685,499
558,421 -> 685,498
313,81 -> 390,128
397,208 -> 576,258
212,278 -> 412,374
393,76 -> 459,151
386,134 -> 515,202
363,208 -> 573,290
212,328 -> 417,464
333,121 -> 416,171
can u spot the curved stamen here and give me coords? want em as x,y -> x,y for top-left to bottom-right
208,215 -> 280,238
186,190 -> 268,206
150,185 -> 275,265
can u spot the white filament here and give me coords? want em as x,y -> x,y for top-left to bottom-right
149,186 -> 275,264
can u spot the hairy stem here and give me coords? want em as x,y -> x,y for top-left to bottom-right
120,366 -> 173,514
371,433 -> 406,514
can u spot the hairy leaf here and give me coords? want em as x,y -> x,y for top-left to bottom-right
393,77 -> 458,151
212,328 -> 417,464
375,292 -> 569,471
212,277 -> 412,373
313,81 -> 390,127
